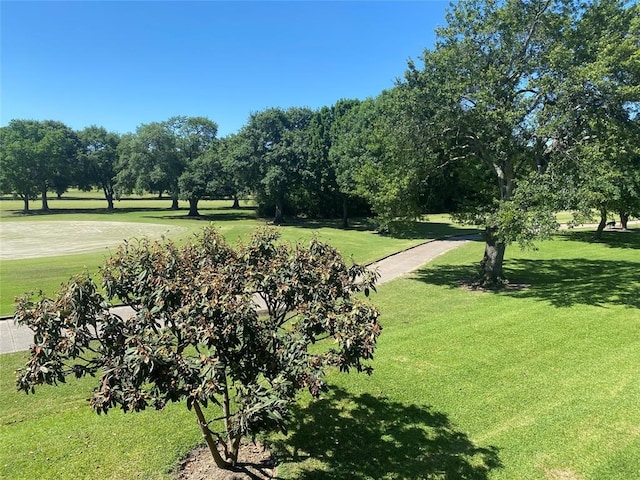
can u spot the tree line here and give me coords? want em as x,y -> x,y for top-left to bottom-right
1,0 -> 639,286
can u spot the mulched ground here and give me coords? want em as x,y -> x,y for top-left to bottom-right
175,443 -> 276,480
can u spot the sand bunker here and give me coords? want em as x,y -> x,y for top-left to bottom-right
0,221 -> 188,260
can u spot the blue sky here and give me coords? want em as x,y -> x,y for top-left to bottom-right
1,1 -> 450,137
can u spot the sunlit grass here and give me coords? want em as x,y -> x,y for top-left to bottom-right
2,231 -> 639,479
0,193 -> 476,316
275,231 -> 640,479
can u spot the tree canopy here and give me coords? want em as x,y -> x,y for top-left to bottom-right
0,119 -> 78,212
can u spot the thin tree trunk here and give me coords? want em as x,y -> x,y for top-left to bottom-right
104,187 -> 114,211
193,401 -> 232,470
22,196 -> 30,213
171,195 -> 179,210
41,186 -> 49,211
274,194 -> 284,225
341,195 -> 349,229
479,226 -> 507,288
594,208 -> 607,240
620,212 -> 629,230
222,380 -> 239,466
188,198 -> 200,216
232,194 -> 240,209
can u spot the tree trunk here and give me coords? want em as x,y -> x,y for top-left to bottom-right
594,208 -> 607,240
22,196 -> 30,213
104,187 -> 114,211
171,195 -> 179,210
232,194 -> 240,209
620,212 -> 629,230
188,198 -> 200,216
274,194 -> 284,225
341,195 -> 349,229
479,226 -> 507,288
41,186 -> 49,211
193,401 -> 232,470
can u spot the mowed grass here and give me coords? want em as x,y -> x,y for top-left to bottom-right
1,229 -> 639,479
0,192 -> 475,316
274,229 -> 640,479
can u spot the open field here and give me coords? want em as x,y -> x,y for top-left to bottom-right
0,193 -> 477,316
1,229 -> 639,479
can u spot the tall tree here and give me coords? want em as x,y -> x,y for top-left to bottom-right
540,0 -> 640,237
0,119 -> 78,212
178,147 -> 223,216
116,123 -> 180,206
77,126 -> 120,210
116,116 -> 217,210
218,133 -> 251,209
0,122 -> 40,212
372,0 -> 574,287
238,107 -> 314,224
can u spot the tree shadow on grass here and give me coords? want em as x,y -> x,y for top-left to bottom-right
270,388 -> 501,480
275,218 -> 479,241
559,230 -> 640,250
5,207 -> 166,216
505,258 -> 640,308
413,259 -> 640,309
149,211 -> 258,222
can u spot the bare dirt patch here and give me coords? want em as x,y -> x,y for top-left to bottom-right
175,443 -> 276,480
0,221 -> 187,260
457,279 -> 531,292
545,468 -> 583,480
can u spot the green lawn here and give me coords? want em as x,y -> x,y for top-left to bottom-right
0,193 -> 475,316
1,229 -> 639,479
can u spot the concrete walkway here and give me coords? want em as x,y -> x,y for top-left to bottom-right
0,235 -> 477,354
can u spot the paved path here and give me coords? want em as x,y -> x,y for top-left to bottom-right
0,235 -> 477,354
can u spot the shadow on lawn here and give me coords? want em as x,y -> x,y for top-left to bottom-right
559,230 -> 640,250
5,206 -> 166,216
148,209 -> 257,223
262,218 -> 478,241
271,388 -> 501,480
414,258 -> 640,309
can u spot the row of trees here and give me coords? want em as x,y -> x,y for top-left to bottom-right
1,0 -> 639,286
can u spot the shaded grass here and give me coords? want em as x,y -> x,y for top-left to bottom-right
0,351 -> 204,480
2,233 -> 640,479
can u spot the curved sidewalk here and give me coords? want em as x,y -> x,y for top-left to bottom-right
0,235 -> 477,354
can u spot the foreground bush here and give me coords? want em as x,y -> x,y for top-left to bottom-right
14,226 -> 381,471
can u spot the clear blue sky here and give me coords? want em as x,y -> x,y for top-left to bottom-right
1,1 -> 450,137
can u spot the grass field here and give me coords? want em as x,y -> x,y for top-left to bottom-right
0,193 -> 476,316
1,228 -> 639,479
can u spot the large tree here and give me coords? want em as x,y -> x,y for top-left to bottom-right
0,119 -> 78,212
178,147 -> 223,216
116,123 -> 181,206
540,0 -> 640,237
15,227 -> 380,471
116,116 -> 217,210
369,0 -> 577,287
77,126 -> 120,210
238,107 -> 314,224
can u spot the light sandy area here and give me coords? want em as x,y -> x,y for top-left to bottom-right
0,221 -> 188,260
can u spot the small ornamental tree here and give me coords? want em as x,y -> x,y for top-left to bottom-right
14,227 -> 380,471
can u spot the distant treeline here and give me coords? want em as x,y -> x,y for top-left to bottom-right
2,0 -> 638,285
